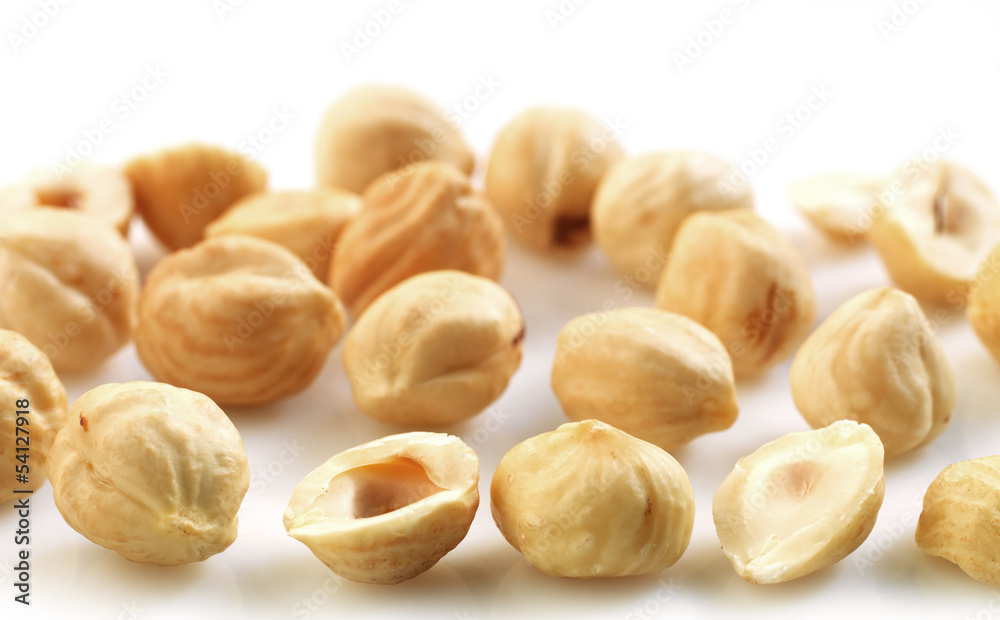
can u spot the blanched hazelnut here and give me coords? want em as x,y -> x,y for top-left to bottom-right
0,163 -> 134,235
551,308 -> 738,450
713,420 -> 885,584
655,210 -> 816,378
135,235 -> 346,405
331,161 -> 505,317
0,208 -> 139,373
485,107 -> 624,251
868,161 -> 1000,303
284,432 -> 479,585
593,151 -> 753,286
967,244 -> 1000,365
916,456 -> 1000,588
46,381 -> 250,565
491,419 -> 695,578
790,287 -> 955,458
125,143 -> 268,250
315,84 -> 475,194
343,270 -> 523,426
205,188 -> 361,280
788,171 -> 884,243
0,329 -> 68,502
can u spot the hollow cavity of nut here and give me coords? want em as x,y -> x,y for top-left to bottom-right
310,457 -> 446,520
553,213 -> 590,246
36,187 -> 82,210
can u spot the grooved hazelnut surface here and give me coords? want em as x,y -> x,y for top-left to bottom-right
331,161 -> 505,317
46,381 -> 250,565
968,243 -> 1000,366
135,235 -> 346,405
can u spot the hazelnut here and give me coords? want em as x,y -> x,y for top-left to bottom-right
788,171 -> 885,243
0,208 -> 139,373
343,270 -> 523,426
315,84 -> 475,194
134,235 -> 346,405
551,307 -> 738,450
967,243 -> 1000,365
868,161 -> 1000,303
485,107 -> 624,251
284,432 -> 479,585
331,161 -> 505,317
0,329 -> 68,502
713,420 -> 885,584
916,456 -> 1000,588
125,143 -> 268,250
655,210 -> 816,378
593,151 -> 753,286
490,419 -> 695,578
790,287 -> 955,458
205,188 -> 361,281
46,381 -> 250,565
0,163 -> 134,235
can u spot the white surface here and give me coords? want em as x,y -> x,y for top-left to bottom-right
2,1 -> 1000,618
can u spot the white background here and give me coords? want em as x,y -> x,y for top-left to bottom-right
2,0 -> 1000,618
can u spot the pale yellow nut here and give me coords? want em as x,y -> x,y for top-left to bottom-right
655,210 -> 816,379
0,163 -> 134,235
205,188 -> 361,281
491,419 -> 695,578
788,171 -> 885,243
713,420 -> 885,585
284,432 -> 479,585
868,161 -> 1000,303
315,84 -> 475,194
47,381 -> 249,565
125,143 -> 268,250
551,308 -> 738,450
967,244 -> 1000,365
485,107 -> 624,251
790,287 -> 955,458
331,161 -> 505,317
135,235 -> 346,405
916,456 -> 1000,588
0,329 -> 68,502
593,151 -> 753,287
343,270 -> 523,426
0,208 -> 139,373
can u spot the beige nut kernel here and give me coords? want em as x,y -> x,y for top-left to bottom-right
0,163 -> 134,235
593,151 -> 753,286
331,161 -> 505,317
551,308 -> 738,450
205,188 -> 361,280
868,161 -> 1000,303
491,419 -> 695,578
916,456 -> 1000,588
135,235 -> 346,405
284,432 -> 479,585
344,271 -> 523,426
788,171 -> 885,243
47,382 -> 249,565
315,84 -> 475,194
713,420 -> 885,585
485,107 -> 624,251
125,143 -> 268,250
0,208 -> 139,373
655,210 -> 816,378
967,244 -> 1000,365
790,287 -> 955,458
0,329 -> 68,502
